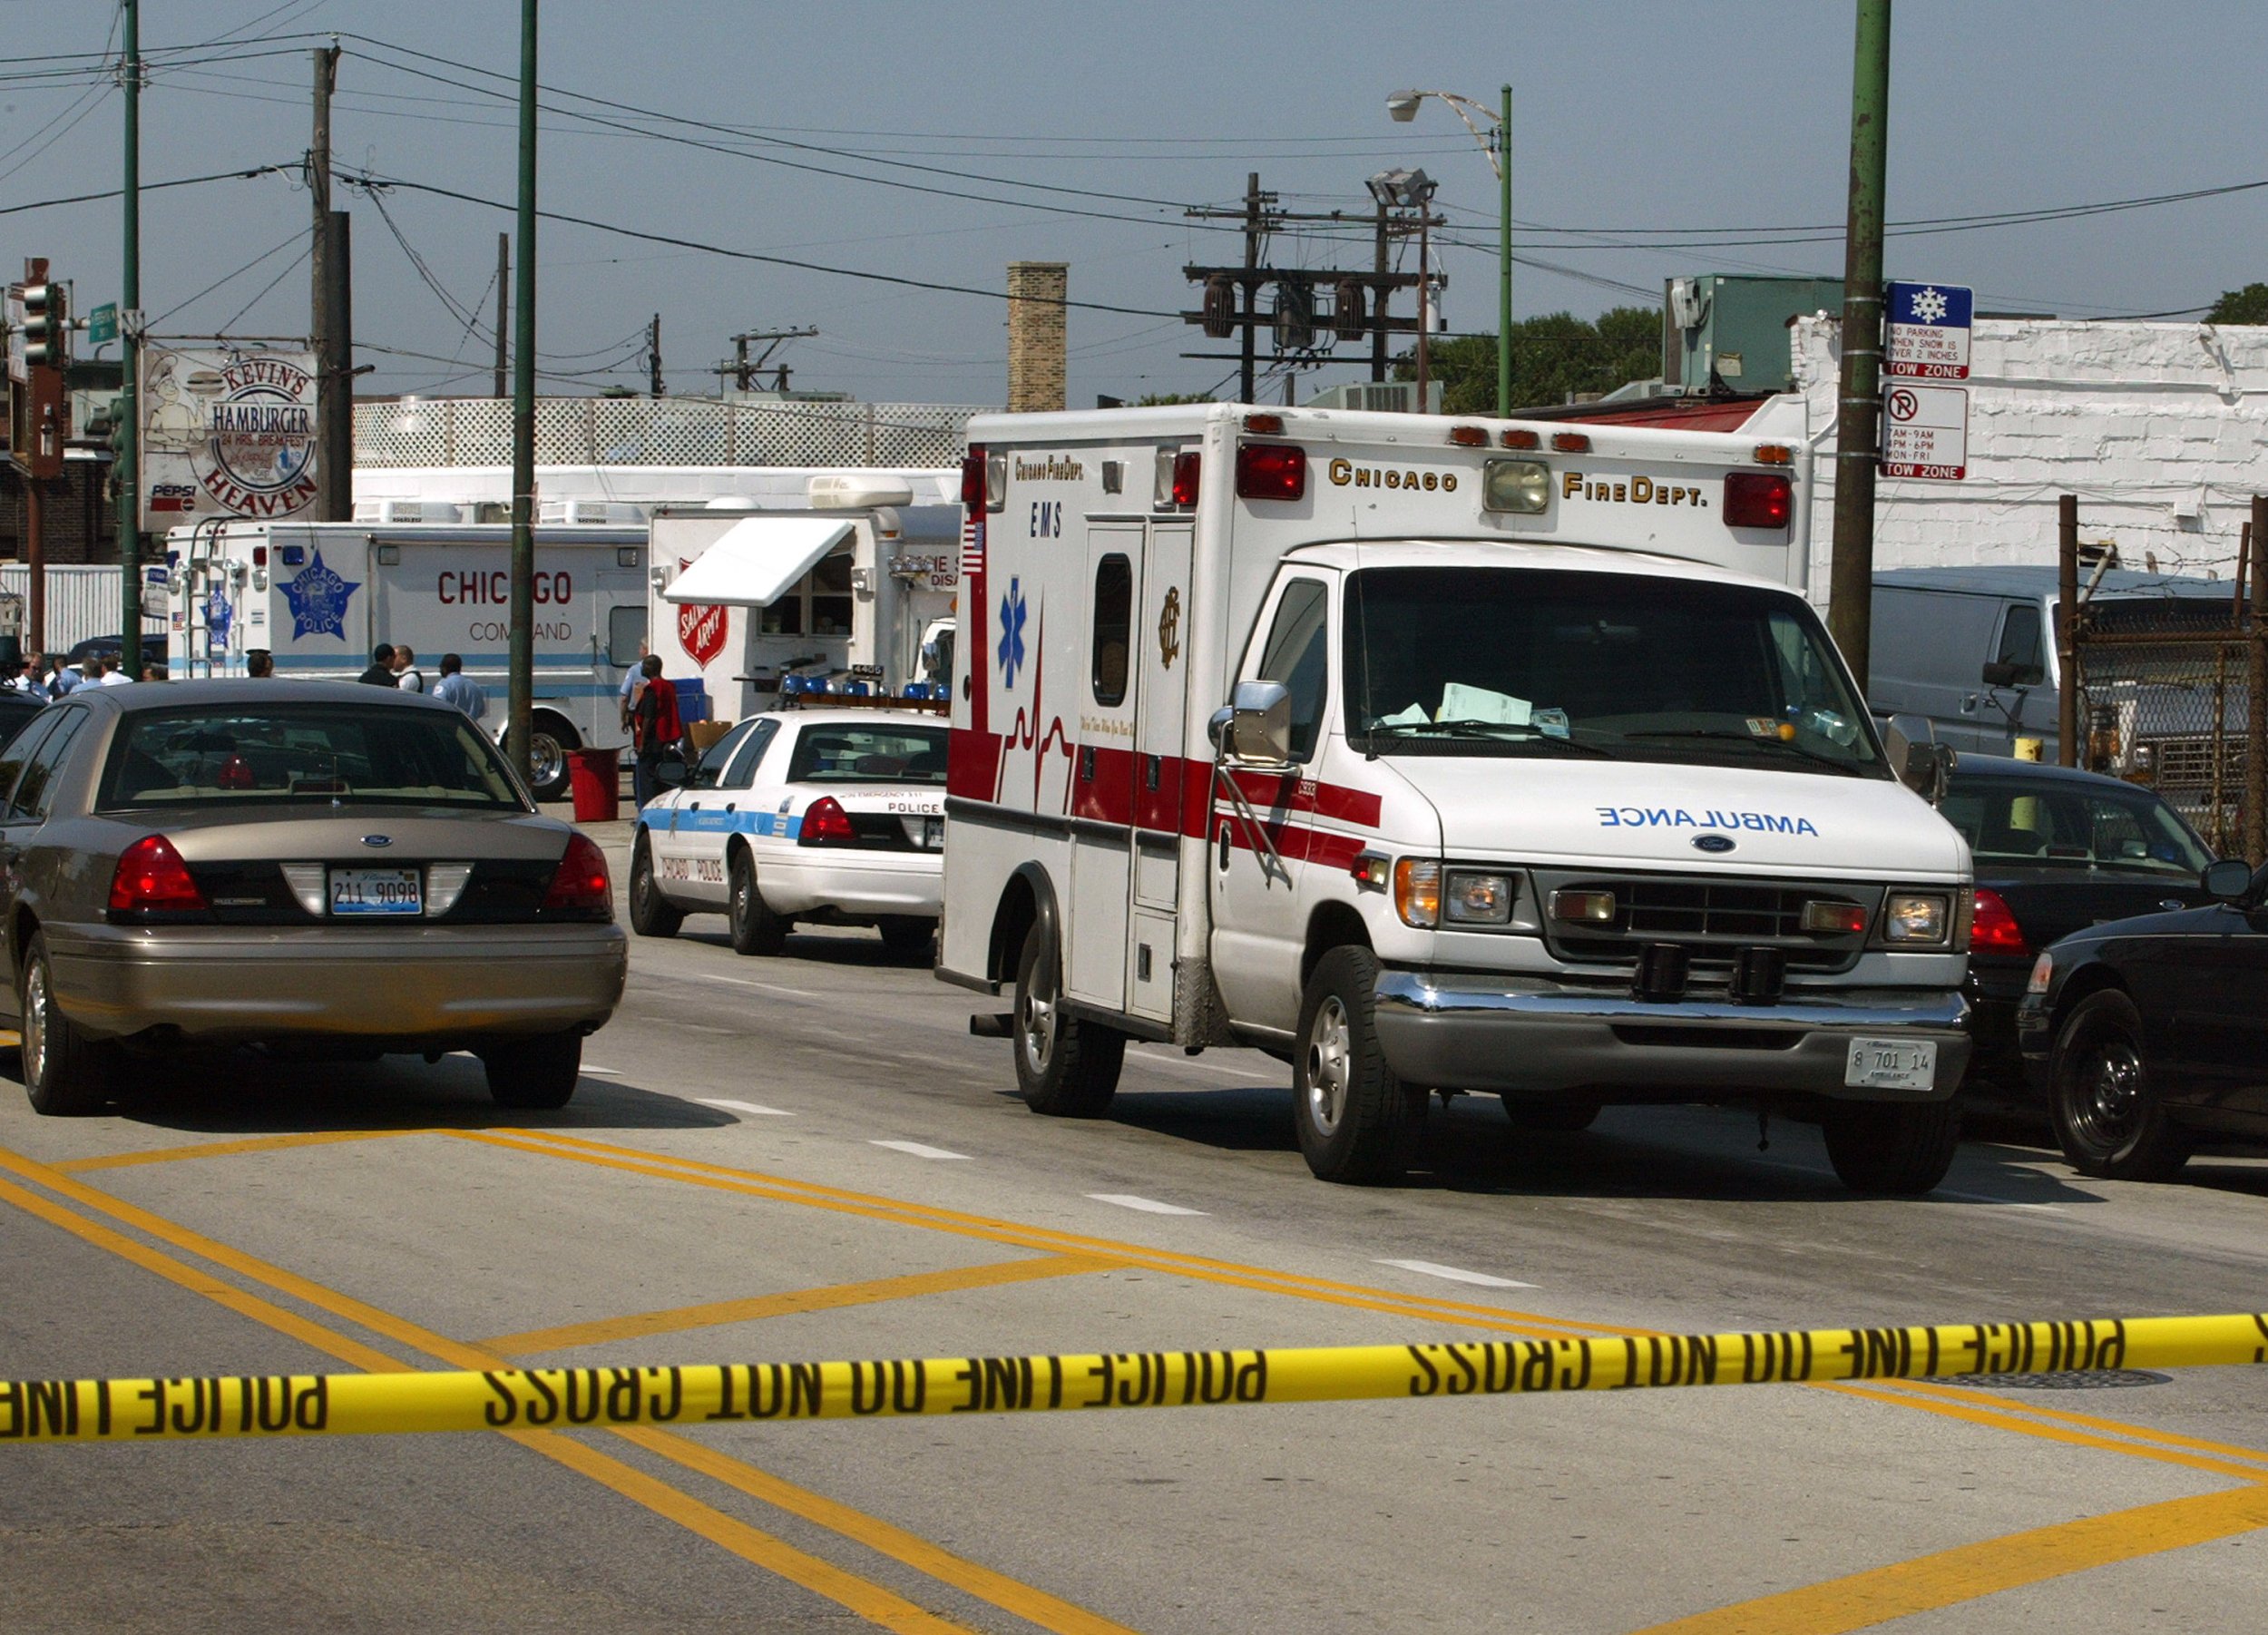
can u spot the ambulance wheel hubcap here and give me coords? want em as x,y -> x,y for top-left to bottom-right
1305,998 -> 1351,1135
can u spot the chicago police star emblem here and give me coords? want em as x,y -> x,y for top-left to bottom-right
280,547 -> 360,641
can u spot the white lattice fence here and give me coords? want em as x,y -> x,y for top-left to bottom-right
356,397 -> 979,469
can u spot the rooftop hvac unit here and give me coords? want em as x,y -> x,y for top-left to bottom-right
535,498 -> 649,525
1303,381 -> 1442,415
808,473 -> 915,509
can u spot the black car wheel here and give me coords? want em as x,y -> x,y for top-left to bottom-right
628,834 -> 683,938
483,1030 -> 582,1110
2051,989 -> 2191,1180
18,931 -> 117,1116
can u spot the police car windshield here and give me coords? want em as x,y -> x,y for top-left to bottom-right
1344,566 -> 1885,776
99,706 -> 527,811
786,723 -> 948,785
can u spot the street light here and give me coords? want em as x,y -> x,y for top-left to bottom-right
1387,85 -> 1511,416
1365,167 -> 1440,411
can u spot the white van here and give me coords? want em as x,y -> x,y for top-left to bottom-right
939,405 -> 1975,1193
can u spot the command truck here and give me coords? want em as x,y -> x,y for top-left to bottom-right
938,404 -> 1975,1193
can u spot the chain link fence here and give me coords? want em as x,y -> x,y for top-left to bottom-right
353,397 -> 982,471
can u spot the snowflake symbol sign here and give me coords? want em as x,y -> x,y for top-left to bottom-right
997,576 -> 1029,689
279,547 -> 361,641
1911,286 -> 1950,325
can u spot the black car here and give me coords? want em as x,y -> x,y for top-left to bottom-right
1937,756 -> 2220,1099
64,633 -> 169,680
0,688 -> 42,741
2018,857 -> 2267,1179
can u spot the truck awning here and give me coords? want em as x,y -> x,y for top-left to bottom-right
660,517 -> 855,606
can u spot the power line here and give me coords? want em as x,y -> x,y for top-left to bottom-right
0,163 -> 288,220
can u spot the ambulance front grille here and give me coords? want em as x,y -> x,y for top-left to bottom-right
1530,871 -> 1880,974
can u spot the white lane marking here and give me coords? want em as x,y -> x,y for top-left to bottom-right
698,1098 -> 794,1118
1086,1193 -> 1207,1216
1374,1258 -> 1538,1289
872,1140 -> 972,1160
688,971 -> 821,999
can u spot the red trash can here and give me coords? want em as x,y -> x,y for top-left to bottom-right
565,747 -> 621,823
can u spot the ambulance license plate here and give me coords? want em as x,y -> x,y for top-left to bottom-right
329,867 -> 423,916
922,818 -> 943,850
1844,1038 -> 1935,1090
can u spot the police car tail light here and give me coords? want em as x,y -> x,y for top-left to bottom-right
1235,443 -> 1305,502
110,835 -> 206,914
1800,900 -> 1868,935
543,833 -> 612,914
1724,472 -> 1793,530
1970,887 -> 2029,957
799,797 -> 858,846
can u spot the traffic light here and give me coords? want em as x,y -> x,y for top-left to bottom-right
21,281 -> 65,369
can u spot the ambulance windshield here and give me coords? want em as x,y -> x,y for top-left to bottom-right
1343,566 -> 1884,777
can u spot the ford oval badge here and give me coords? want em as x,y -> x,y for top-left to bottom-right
361,834 -> 393,848
1693,834 -> 1735,855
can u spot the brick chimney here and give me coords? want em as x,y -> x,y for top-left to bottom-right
1006,261 -> 1069,412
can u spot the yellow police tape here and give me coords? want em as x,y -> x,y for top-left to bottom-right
6,1311 -> 2265,1444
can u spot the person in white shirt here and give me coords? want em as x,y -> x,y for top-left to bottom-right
95,654 -> 132,687
391,644 -> 426,692
430,652 -> 487,720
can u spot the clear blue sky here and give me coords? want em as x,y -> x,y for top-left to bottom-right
6,1 -> 2264,407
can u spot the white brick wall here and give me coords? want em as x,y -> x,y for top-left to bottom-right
1784,316 -> 2268,593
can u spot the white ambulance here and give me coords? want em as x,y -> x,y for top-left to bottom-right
648,475 -> 962,720
939,405 -> 1975,1193
165,520 -> 649,800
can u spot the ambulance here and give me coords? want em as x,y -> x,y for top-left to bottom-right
165,520 -> 649,800
939,405 -> 1975,1193
648,475 -> 962,722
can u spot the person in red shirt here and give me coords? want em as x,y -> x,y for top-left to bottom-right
630,653 -> 683,808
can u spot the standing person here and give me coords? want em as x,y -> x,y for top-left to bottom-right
631,654 -> 681,808
46,654 -> 79,697
96,653 -> 132,687
357,644 -> 397,686
618,640 -> 650,732
11,652 -> 47,700
246,650 -> 275,678
431,652 -> 487,720
391,644 -> 425,692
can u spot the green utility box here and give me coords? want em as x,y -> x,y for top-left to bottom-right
1662,275 -> 1844,395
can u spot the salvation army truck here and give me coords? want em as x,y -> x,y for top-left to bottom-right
648,474 -> 962,719
165,520 -> 649,799
939,404 -> 1976,1193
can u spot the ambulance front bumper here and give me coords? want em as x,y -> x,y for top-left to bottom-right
1371,971 -> 1969,1102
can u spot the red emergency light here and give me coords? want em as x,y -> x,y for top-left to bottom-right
1723,471 -> 1794,530
1550,432 -> 1591,454
960,447 -> 986,510
1171,451 -> 1201,508
1501,428 -> 1540,450
1235,442 -> 1306,503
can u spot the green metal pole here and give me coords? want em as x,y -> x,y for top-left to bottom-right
508,0 -> 538,787
119,0 -> 142,667
1497,83 -> 1511,417
1827,0 -> 1891,695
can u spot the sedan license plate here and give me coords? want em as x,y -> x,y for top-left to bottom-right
1844,1037 -> 1936,1091
329,866 -> 423,917
922,817 -> 943,850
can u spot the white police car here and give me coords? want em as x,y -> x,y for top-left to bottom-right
629,706 -> 945,959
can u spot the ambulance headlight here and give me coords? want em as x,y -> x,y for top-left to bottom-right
1443,869 -> 1514,925
1882,891 -> 1952,945
1481,458 -> 1549,514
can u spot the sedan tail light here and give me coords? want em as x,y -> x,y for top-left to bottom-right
1970,886 -> 2030,957
542,833 -> 612,914
109,835 -> 207,914
798,796 -> 858,846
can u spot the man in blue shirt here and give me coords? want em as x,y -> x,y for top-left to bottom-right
431,652 -> 488,720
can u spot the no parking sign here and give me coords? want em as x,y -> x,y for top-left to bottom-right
1880,383 -> 1968,480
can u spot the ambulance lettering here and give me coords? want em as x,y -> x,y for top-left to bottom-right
1597,807 -> 1820,837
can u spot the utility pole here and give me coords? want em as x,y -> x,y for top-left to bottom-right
716,328 -> 816,394
1372,203 -> 1390,384
492,232 -> 508,397
1239,172 -> 1261,404
647,313 -> 662,397
507,0 -> 539,788
309,45 -> 338,517
1828,0 -> 1892,694
1497,83 -> 1512,416
118,0 -> 142,662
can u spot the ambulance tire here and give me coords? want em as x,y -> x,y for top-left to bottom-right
1012,923 -> 1123,1117
482,1029 -> 582,1110
1500,1095 -> 1600,1133
1821,1099 -> 1961,1196
728,847 -> 789,956
628,835 -> 683,938
1294,945 -> 1424,1184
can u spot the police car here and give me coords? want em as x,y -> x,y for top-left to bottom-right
629,705 -> 945,958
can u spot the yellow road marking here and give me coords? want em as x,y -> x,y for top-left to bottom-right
1867,1375 -> 2268,1474
481,1254 -> 1118,1356
1812,1381 -> 2268,1483
54,1129 -> 422,1173
0,1142 -> 1131,1635
1630,1482 -> 2268,1635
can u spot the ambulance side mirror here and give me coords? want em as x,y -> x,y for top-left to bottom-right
1221,680 -> 1291,764
1882,715 -> 1956,806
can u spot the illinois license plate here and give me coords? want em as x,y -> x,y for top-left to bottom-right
923,817 -> 943,850
1844,1037 -> 1936,1091
329,866 -> 423,916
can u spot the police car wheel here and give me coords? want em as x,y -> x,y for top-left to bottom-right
483,1030 -> 582,1110
2049,990 -> 2191,1181
1294,945 -> 1422,1184
878,916 -> 935,963
19,931 -> 116,1117
1821,1099 -> 1961,1195
727,847 -> 787,955
628,835 -> 683,938
1012,921 -> 1122,1116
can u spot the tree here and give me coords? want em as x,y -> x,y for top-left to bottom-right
1135,391 -> 1216,406
2206,285 -> 2268,325
1403,305 -> 1663,415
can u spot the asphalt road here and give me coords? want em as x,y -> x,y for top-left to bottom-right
4,816 -> 2267,1632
